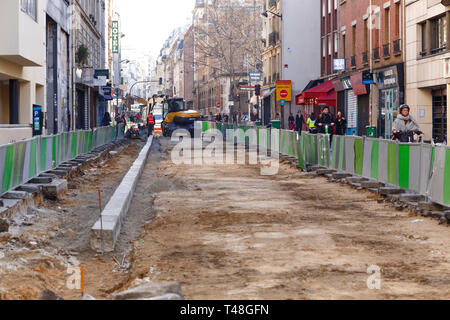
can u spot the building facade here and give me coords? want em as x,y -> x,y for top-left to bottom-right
281,0 -> 321,128
46,0 -> 73,134
406,0 -> 449,144
72,0 -> 106,130
0,0 -> 46,144
261,0 -> 282,124
333,0 -> 405,138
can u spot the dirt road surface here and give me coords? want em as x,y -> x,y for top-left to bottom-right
0,136 -> 449,300
127,137 -> 450,300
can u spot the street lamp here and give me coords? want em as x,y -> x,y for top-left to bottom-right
261,10 -> 282,20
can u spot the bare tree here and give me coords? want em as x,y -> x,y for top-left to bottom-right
194,0 -> 264,102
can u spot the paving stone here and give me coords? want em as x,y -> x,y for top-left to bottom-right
332,172 -> 352,179
41,179 -> 68,200
418,202 -> 443,211
346,176 -> 369,184
379,187 -> 405,195
112,282 -> 184,300
29,177 -> 52,184
2,191 -> 31,200
361,181 -> 384,189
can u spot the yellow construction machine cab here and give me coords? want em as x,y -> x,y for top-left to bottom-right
162,98 -> 199,137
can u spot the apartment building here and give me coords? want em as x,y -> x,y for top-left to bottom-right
72,0 -> 106,130
406,0 -> 449,144
332,0 -> 404,138
46,0 -> 73,134
262,0 -> 321,128
261,0 -> 282,124
0,0 -> 46,145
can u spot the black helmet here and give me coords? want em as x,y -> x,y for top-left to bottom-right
399,104 -> 410,112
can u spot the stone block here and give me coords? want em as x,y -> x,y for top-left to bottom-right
361,181 -> 384,189
316,169 -> 336,175
2,191 -> 31,200
112,282 -> 184,300
29,177 -> 52,184
41,179 -> 68,200
379,187 -> 405,196
346,176 -> 369,184
332,172 -> 352,179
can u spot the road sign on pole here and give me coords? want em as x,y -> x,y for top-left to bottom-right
276,80 -> 292,101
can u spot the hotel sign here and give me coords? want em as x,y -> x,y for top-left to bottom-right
112,21 -> 119,54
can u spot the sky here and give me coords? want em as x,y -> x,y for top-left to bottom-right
116,0 -> 194,59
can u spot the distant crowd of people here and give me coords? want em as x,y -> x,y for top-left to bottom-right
289,106 -> 347,138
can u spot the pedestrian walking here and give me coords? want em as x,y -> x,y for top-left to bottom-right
296,111 -> 305,135
307,113 -> 317,134
335,112 -> 347,136
288,113 -> 295,131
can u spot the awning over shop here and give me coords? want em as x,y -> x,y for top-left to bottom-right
295,80 -> 336,107
262,88 -> 276,98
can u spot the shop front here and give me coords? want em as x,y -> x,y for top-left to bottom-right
375,63 -> 404,139
295,80 -> 337,118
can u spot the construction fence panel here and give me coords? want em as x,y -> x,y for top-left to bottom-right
0,125 -> 123,196
428,145 -> 450,206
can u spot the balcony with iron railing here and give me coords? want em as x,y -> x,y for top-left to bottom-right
383,43 -> 390,59
272,73 -> 280,82
393,39 -> 401,56
362,51 -> 368,66
269,32 -> 279,47
373,47 -> 380,62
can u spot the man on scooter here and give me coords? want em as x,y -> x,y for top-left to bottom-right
392,104 -> 423,143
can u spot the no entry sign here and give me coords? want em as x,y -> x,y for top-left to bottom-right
276,80 -> 292,102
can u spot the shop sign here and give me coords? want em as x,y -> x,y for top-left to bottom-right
350,73 -> 367,95
342,77 -> 352,90
376,66 -> 398,89
112,21 -> 119,54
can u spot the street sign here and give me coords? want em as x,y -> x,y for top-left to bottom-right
280,100 -> 286,107
333,58 -> 346,72
276,80 -> 292,102
249,72 -> 262,82
94,69 -> 109,86
239,85 -> 255,91
112,21 -> 119,54
32,105 -> 43,136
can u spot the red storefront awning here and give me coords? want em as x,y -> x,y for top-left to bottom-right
295,80 -> 337,107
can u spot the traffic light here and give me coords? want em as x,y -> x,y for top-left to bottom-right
255,84 -> 261,96
159,77 -> 163,85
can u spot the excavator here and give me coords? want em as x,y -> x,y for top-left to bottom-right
161,97 -> 199,137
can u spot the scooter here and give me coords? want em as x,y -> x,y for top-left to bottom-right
393,130 -> 424,143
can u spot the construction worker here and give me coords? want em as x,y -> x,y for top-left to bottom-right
147,112 -> 155,137
307,112 -> 317,134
